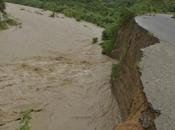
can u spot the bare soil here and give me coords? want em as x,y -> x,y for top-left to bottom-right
111,20 -> 159,130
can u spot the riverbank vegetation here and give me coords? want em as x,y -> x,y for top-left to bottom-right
0,0 -> 19,30
0,0 -> 6,29
16,109 -> 32,130
0,0 -> 5,12
3,0 -> 175,54
0,17 -> 20,30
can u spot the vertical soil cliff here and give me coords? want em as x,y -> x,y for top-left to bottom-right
110,19 -> 160,130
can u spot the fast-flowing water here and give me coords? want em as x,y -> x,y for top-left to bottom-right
0,3 -> 120,130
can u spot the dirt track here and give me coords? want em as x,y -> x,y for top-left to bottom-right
0,3 -> 120,130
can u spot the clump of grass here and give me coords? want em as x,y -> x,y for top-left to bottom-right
111,63 -> 122,80
0,17 -> 21,31
49,11 -> 56,17
0,21 -> 8,30
92,37 -> 98,44
6,18 -> 20,26
172,14 -> 175,19
16,109 -> 32,130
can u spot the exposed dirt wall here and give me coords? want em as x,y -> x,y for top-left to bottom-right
110,19 -> 160,130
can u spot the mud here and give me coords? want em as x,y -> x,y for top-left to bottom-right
111,20 -> 160,130
0,3 -> 120,130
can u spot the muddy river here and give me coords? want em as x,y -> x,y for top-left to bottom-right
0,3 -> 120,130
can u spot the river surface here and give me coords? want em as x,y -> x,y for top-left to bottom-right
0,3 -> 120,130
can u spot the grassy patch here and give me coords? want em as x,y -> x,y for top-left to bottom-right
111,41 -> 129,80
102,40 -> 115,55
16,109 -> 32,130
172,14 -> 175,18
6,18 -> 20,26
49,11 -> 55,17
0,17 -> 21,31
92,37 -> 98,44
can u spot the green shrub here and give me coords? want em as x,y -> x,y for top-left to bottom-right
92,37 -> 98,44
49,11 -> 56,17
102,40 -> 115,55
102,24 -> 118,40
101,8 -> 134,55
6,18 -> 20,26
118,8 -> 135,24
63,8 -> 75,17
172,14 -> 175,18
0,18 -> 20,31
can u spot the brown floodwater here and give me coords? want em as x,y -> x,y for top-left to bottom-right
0,3 -> 121,130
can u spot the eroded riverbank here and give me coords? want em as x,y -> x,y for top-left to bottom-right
111,19 -> 160,130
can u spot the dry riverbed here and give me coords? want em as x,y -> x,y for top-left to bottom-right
0,3 -> 120,130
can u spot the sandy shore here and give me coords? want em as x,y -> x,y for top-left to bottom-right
0,3 -> 120,130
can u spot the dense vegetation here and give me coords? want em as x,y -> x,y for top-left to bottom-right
6,0 -> 122,27
3,0 -> 175,54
